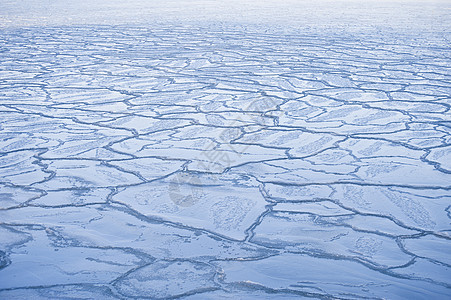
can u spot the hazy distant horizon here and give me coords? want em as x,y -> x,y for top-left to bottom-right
1,0 -> 449,33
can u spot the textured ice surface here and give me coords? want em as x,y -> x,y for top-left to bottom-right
0,0 -> 450,299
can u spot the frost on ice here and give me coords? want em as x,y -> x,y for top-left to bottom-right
0,0 -> 450,299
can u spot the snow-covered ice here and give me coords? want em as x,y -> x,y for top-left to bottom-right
0,0 -> 450,299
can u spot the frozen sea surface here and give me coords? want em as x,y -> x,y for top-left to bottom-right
0,0 -> 450,299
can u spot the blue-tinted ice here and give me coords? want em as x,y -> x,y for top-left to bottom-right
0,0 -> 450,299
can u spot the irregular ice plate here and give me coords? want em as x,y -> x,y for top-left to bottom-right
0,0 -> 450,298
